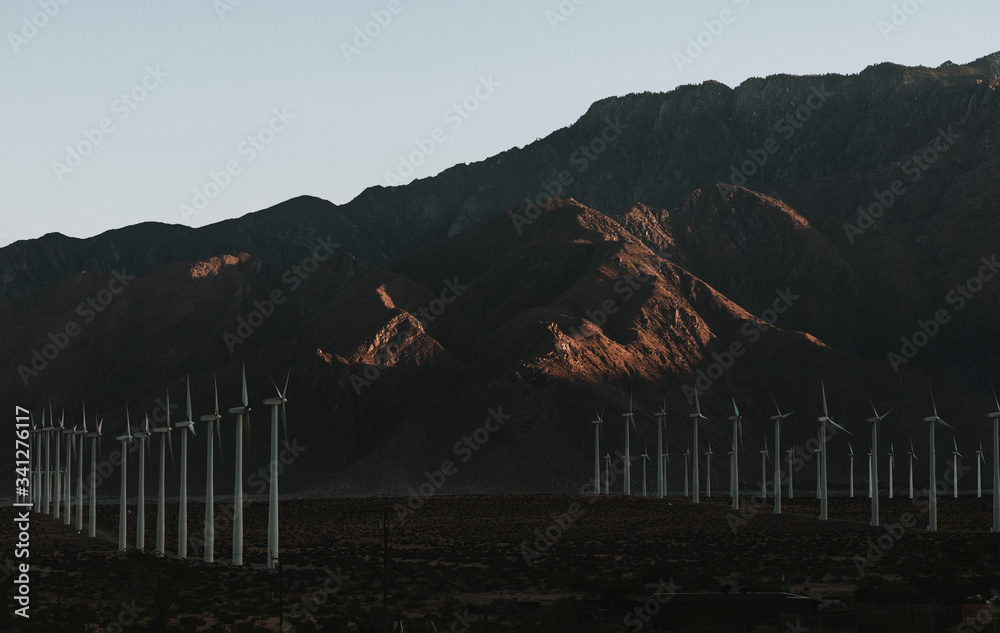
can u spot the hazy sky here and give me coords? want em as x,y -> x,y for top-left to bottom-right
2,1 -> 997,244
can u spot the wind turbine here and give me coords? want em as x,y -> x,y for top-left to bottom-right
887,443 -> 895,499
728,399 -> 745,510
976,441 -> 985,499
867,403 -> 891,527
815,445 -> 822,500
770,395 -> 793,514
61,415 -> 75,525
663,437 -> 671,495
116,406 -> 134,552
689,391 -> 708,504
621,396 -> 640,496
86,417 -> 102,538
603,453 -> 611,494
951,438 -> 963,499
990,380 -> 1000,533
759,436 -> 769,499
848,443 -> 855,498
264,371 -> 289,569
54,409 -> 64,520
704,442 -> 713,498
134,413 -> 152,552
786,441 -> 796,499
817,381 -> 851,521
907,440 -> 918,500
591,410 -> 603,495
655,399 -> 667,498
727,441 -> 736,501
924,387 -> 953,532
43,405 -> 54,515
683,445 -> 691,497
866,445 -> 873,499
174,377 -> 196,559
228,365 -> 252,566
200,375 -> 223,563
641,444 -> 651,497
74,409 -> 87,532
29,414 -> 41,513
152,389 -> 175,557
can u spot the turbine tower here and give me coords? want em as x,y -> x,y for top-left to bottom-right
152,389 -> 175,557
976,441 -> 985,499
817,382 -> 850,521
727,441 -> 736,500
689,391 -> 708,504
264,371 -> 289,569
704,442 -> 713,498
116,406 -> 134,552
43,406 -> 54,515
134,413 -> 152,552
228,365 -> 252,566
641,444 -> 651,497
990,380 -> 1000,533
867,403 -> 891,527
663,438 -> 671,495
848,443 -> 855,498
759,436 -> 769,499
86,418 -> 102,538
74,409 -> 87,531
683,445 -> 691,497
728,399 -> 744,510
54,410 -> 63,520
622,397 -> 635,496
887,443 -> 895,499
591,411 -> 603,495
603,453 -> 611,494
174,376 -> 197,559
907,440 -> 918,500
29,414 -> 41,513
200,375 -> 223,563
924,388 -> 953,532
61,415 -> 75,525
770,395 -> 793,514
951,438 -> 963,499
786,442 -> 796,499
655,399 -> 667,498
866,445 -> 873,498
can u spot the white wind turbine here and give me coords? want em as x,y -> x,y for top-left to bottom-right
786,441 -> 796,499
152,390 -> 175,557
200,375 -> 223,563
29,414 -> 41,513
976,441 -> 985,499
621,396 -> 636,496
990,380 -> 1000,533
655,399 -> 667,498
683,445 -> 691,497
704,442 -> 713,498
264,372 -> 290,569
924,387 -> 953,532
727,441 -> 735,501
951,437 -> 963,499
867,403 -> 891,527
86,417 -> 102,538
603,453 -> 611,494
689,391 -> 707,504
663,437 -> 671,495
759,435 -> 769,498
134,413 -> 152,551
116,406 -> 134,552
907,440 -> 918,500
228,365 -> 252,566
43,405 -> 54,515
815,444 -> 822,500
887,443 -> 895,499
728,399 -> 744,510
75,407 -> 87,532
54,409 -> 64,520
817,381 -> 851,521
641,444 -> 651,497
62,416 -> 76,526
866,445 -> 873,499
174,377 -> 196,559
591,410 -> 603,495
770,395 -> 793,514
848,443 -> 855,499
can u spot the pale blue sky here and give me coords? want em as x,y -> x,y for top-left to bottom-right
2,0 -> 996,243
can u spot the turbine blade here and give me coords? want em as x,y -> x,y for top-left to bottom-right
167,433 -> 175,470
241,364 -> 248,408
828,418 -> 852,435
186,374 -> 193,421
213,374 -> 219,416
821,381 -> 829,418
283,368 -> 290,397
281,402 -> 288,442
165,388 -> 172,428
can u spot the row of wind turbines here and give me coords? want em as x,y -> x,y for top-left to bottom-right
27,367 -> 291,569
590,381 -> 1000,532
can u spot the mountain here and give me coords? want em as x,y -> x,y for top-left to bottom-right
2,52 -> 999,496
